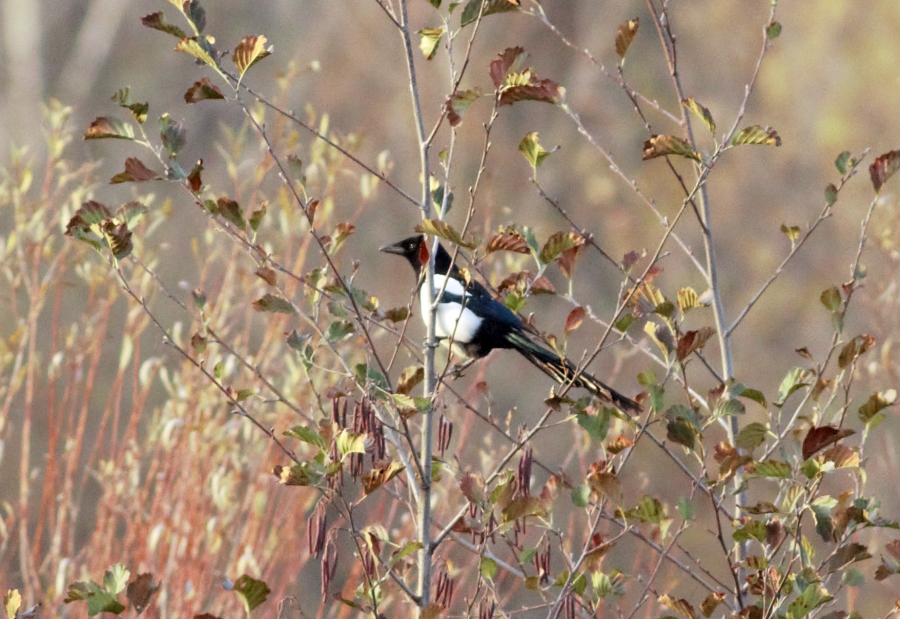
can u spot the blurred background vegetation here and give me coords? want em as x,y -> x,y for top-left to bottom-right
2,0 -> 900,616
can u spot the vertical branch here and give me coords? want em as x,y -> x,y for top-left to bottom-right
398,0 -> 436,609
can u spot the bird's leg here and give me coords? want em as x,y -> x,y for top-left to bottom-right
450,358 -> 476,379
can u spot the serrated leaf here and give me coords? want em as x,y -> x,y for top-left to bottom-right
125,573 -> 159,615
731,125 -> 781,147
325,320 -> 354,342
735,422 -> 768,451
444,88 -> 481,126
141,12 -> 188,38
746,460 -> 792,479
415,219 -> 475,249
838,334 -> 875,369
159,114 -> 186,159
418,27 -> 444,60
284,425 -> 326,449
84,116 -> 134,140
518,131 -> 551,170
216,197 -> 245,230
233,35 -> 272,77
461,0 -> 519,27
615,17 -> 639,58
869,150 -> 900,193
232,575 -> 270,614
184,77 -> 224,103
252,294 -> 296,314
110,157 -> 158,184
539,231 -> 582,264
683,97 -> 715,134
642,134 -> 700,161
174,37 -> 217,68
486,227 -> 528,253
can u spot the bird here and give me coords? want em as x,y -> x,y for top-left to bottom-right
380,235 -> 641,415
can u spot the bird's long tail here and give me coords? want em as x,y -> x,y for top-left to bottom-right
506,332 -> 641,415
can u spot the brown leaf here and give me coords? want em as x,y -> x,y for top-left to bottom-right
558,241 -> 587,279
459,471 -> 486,503
187,160 -> 204,192
869,150 -> 900,193
499,78 -> 560,106
606,434 -> 633,455
676,327 -> 715,361
886,539 -> 900,559
444,89 -> 481,127
84,116 -> 134,140
802,426 -> 855,461
126,573 -> 160,615
110,157 -> 158,184
256,266 -> 277,286
564,306 -> 585,336
642,134 -> 700,161
615,17 -> 639,58
489,46 -> 525,88
141,12 -> 188,38
838,333 -> 875,369
486,228 -> 529,253
397,366 -> 424,395
184,77 -> 224,103
497,270 -> 555,295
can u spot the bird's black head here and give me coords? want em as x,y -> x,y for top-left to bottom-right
380,235 -> 455,277
379,235 -> 428,274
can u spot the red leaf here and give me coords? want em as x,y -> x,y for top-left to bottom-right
565,306 -> 585,336
869,150 -> 900,193
486,228 -> 529,253
801,426 -> 855,461
489,46 -> 525,88
111,157 -> 158,184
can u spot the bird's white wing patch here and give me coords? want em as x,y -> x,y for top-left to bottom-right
420,276 -> 482,348
432,274 -> 467,297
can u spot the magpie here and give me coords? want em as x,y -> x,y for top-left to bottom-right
380,235 -> 641,415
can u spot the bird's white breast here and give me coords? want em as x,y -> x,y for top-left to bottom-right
421,274 -> 482,349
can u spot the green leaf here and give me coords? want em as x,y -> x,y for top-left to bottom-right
159,114 -> 186,159
232,35 -> 272,77
480,557 -> 497,581
232,574 -> 270,614
518,131 -> 551,171
577,409 -> 610,441
666,417 -> 697,450
835,151 -> 851,175
731,125 -> 781,147
677,497 -> 695,521
824,183 -> 838,207
539,231 -> 582,264
284,425 -> 326,449
461,0 -> 519,27
252,294 -> 296,314
746,460 -> 792,479
765,21 -> 782,39
571,484 -> 591,508
112,87 -> 149,123
781,224 -> 800,245
87,592 -> 126,616
735,422 -> 768,451
335,430 -> 366,457
104,565 -> 130,595
418,27 -> 445,60
642,135 -> 700,161
683,97 -> 715,135
858,390 -> 896,423
416,219 -> 475,249
174,36 -> 218,68
623,496 -> 665,525
774,367 -> 813,407
820,286 -> 841,312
